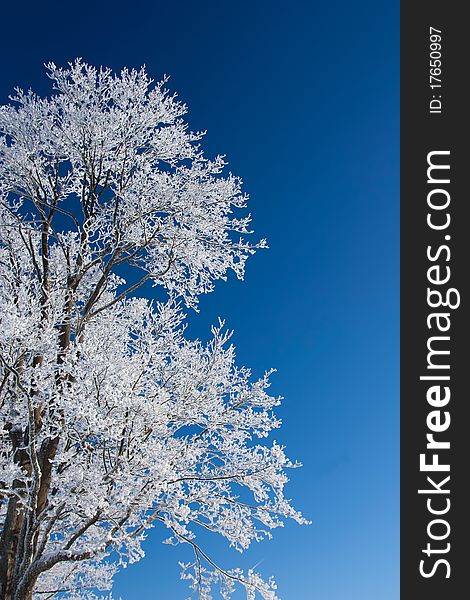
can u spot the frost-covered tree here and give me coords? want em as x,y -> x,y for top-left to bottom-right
0,61 -> 306,600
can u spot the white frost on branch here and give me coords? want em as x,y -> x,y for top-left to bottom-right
0,60 -> 306,599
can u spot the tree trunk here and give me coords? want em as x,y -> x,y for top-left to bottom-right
0,427 -> 31,600
0,497 -> 23,599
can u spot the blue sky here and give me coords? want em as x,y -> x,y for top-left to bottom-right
0,1 -> 399,598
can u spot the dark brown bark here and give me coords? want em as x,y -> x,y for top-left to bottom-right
0,427 -> 31,600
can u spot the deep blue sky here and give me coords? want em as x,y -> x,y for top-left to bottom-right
0,1 -> 399,598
